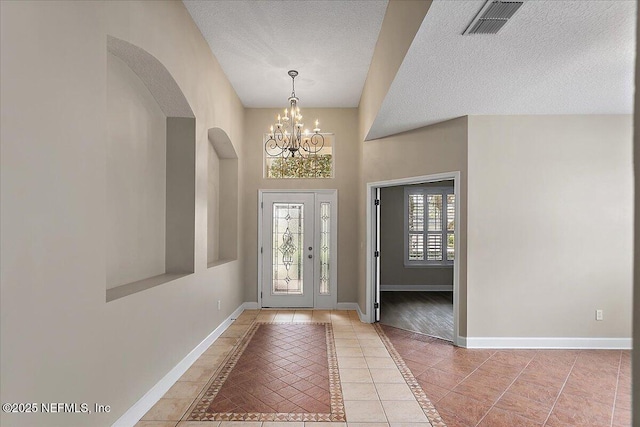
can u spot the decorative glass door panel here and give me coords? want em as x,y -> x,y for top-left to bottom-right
319,202 -> 330,295
261,192 -> 337,308
272,203 -> 304,295
262,193 -> 315,307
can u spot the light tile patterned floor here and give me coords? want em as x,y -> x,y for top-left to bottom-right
137,310 -> 631,427
138,310 -> 440,427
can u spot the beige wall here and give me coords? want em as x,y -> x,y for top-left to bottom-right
380,184 -> 454,288
207,141 -> 221,264
242,108 -> 360,304
106,52 -> 167,288
360,118 -> 469,336
358,0 -> 431,141
208,127 -> 240,265
467,115 -> 633,338
0,1 -> 245,426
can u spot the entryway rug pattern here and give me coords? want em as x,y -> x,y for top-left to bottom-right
185,322 -> 345,422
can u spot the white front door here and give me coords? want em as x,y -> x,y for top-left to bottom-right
260,191 -> 337,308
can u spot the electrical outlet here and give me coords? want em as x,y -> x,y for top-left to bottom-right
596,309 -> 603,321
217,300 -> 221,311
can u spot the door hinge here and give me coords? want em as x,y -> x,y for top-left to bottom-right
374,251 -> 380,257
374,199 -> 380,206
261,291 -> 263,299
261,247 -> 263,254
261,201 -> 263,209
374,302 -> 379,309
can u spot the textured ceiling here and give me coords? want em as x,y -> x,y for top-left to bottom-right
183,0 -> 388,108
183,0 -> 636,139
368,0 -> 637,139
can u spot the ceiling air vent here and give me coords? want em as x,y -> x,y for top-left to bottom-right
463,1 -> 523,35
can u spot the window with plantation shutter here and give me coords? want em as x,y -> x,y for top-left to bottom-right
404,187 -> 455,266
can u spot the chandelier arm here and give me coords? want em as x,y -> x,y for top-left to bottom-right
265,127 -> 292,157
300,133 -> 325,155
265,137 -> 287,157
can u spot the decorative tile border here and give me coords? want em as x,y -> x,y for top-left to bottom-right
374,323 -> 447,427
185,321 -> 345,422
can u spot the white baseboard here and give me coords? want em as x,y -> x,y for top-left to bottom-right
242,301 -> 259,310
455,336 -> 467,347
112,303 -> 246,427
336,302 -> 359,311
465,337 -> 632,350
380,285 -> 453,292
335,302 -> 368,323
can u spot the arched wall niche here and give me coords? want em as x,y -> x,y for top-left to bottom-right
106,36 -> 194,118
106,36 -> 196,302
207,127 -> 239,267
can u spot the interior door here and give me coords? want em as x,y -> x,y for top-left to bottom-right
262,193 -> 315,307
374,187 -> 381,322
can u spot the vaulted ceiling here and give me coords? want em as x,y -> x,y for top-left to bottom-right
184,0 -> 636,140
183,0 -> 387,108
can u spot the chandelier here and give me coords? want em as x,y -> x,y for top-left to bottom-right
265,70 -> 325,159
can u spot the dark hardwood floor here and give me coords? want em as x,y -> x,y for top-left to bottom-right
379,291 -> 453,341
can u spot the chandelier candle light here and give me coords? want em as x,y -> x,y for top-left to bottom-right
265,70 -> 325,159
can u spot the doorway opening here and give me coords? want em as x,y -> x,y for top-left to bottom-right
379,182 -> 455,341
366,172 -> 462,346
258,190 -> 338,309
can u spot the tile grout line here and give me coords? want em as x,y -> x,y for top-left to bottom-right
374,324 -> 444,427
361,332 -> 391,426
609,350 -> 623,427
473,351 -> 538,427
431,348 -> 498,408
362,325 -> 433,424
540,352 -> 579,427
336,316 -> 375,424
367,329 -> 406,426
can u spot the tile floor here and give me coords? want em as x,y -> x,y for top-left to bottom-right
211,323 -> 331,414
187,322 -> 341,421
382,325 -> 631,427
136,310 -> 631,427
